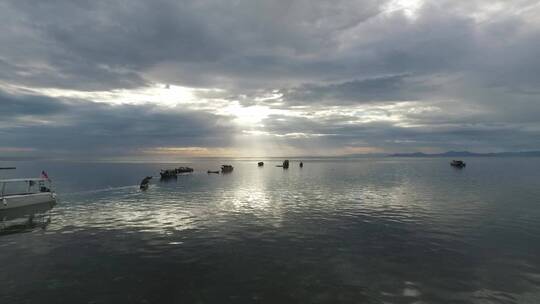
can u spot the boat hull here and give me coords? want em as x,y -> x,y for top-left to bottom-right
0,201 -> 55,222
1,193 -> 56,210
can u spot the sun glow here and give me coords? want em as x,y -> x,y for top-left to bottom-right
218,102 -> 290,126
3,82 -> 217,107
78,84 -> 198,107
141,146 -> 240,157
384,0 -> 424,19
0,80 -> 419,158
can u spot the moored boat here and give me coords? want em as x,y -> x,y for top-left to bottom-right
450,160 -> 466,168
176,167 -> 194,173
1,178 -> 57,210
160,167 -> 194,178
160,169 -> 178,178
258,162 -> 264,167
221,165 -> 234,173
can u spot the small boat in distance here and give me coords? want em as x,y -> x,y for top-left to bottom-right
160,169 -> 178,178
160,167 -> 194,178
450,160 -> 466,168
221,165 -> 234,173
176,167 -> 194,173
1,178 -> 56,210
258,162 -> 264,167
299,161 -> 303,168
276,160 -> 290,168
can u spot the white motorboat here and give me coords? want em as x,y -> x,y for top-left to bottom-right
0,178 -> 57,210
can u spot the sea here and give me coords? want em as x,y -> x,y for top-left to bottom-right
1,158 -> 540,304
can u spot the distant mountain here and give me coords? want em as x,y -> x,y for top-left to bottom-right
338,153 -> 388,158
389,151 -> 540,157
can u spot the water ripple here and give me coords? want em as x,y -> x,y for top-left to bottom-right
2,159 -> 540,303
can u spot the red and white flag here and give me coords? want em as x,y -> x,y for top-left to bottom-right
41,170 -> 49,180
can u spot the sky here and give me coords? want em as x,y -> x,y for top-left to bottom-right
1,0 -> 540,159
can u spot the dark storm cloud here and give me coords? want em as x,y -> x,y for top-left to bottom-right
0,90 -> 236,157
279,75 -> 417,105
0,90 -> 67,116
0,57 -> 147,92
0,0 -> 223,90
0,0 -> 384,89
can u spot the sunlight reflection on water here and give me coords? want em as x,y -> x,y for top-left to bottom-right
1,158 -> 540,303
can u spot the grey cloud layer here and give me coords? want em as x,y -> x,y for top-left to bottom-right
279,75 -> 416,104
258,111 -> 540,153
0,0 -> 386,89
2,0 -> 539,89
1,0 -> 540,155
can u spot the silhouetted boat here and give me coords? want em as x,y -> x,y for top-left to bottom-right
221,165 -> 234,173
160,169 -> 178,178
299,162 -> 303,168
139,176 -> 152,190
450,160 -> 466,168
258,162 -> 264,167
176,167 -> 194,173
207,170 -> 220,174
160,167 -> 194,178
282,160 -> 289,169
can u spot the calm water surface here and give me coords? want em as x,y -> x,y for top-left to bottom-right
1,158 -> 540,303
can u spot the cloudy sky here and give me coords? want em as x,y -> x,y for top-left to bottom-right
1,0 -> 540,159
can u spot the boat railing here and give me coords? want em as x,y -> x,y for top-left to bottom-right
0,178 -> 53,198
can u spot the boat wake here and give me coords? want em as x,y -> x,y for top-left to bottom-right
62,185 -> 139,196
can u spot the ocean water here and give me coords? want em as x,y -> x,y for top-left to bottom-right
1,158 -> 540,303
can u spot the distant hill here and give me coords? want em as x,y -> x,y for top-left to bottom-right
389,151 -> 540,157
